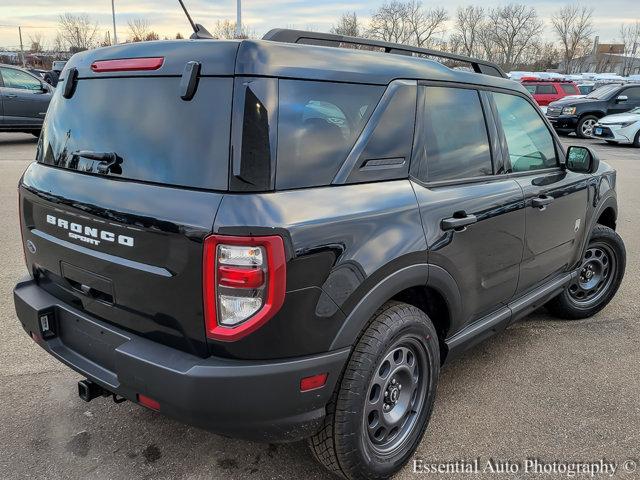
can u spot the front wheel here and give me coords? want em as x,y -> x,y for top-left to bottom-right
309,302 -> 439,479
547,225 -> 625,320
576,115 -> 598,139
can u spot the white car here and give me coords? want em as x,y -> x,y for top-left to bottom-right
593,107 -> 640,147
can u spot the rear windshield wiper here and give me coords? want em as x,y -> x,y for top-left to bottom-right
74,151 -> 122,175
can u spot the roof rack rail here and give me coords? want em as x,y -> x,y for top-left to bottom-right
262,29 -> 507,79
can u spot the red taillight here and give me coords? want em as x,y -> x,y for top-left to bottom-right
218,265 -> 265,289
90,57 -> 164,73
300,373 -> 328,392
138,394 -> 160,411
203,235 -> 286,342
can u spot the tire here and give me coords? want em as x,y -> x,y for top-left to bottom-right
633,130 -> 640,148
309,301 -> 440,480
546,225 -> 625,320
576,115 -> 598,139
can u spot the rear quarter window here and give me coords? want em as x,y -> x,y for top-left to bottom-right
275,80 -> 383,189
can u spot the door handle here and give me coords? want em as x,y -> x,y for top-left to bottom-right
531,195 -> 554,209
441,214 -> 478,231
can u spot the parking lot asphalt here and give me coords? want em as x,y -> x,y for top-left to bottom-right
0,132 -> 638,479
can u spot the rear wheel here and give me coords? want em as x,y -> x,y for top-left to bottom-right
309,302 -> 439,479
633,130 -> 640,148
576,115 -> 598,139
547,225 -> 625,320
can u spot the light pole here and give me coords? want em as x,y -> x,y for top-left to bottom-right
111,0 -> 118,44
236,0 -> 242,38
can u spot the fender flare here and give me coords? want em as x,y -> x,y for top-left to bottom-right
329,264 -> 462,350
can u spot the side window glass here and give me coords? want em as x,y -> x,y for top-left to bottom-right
561,84 -> 576,94
623,87 -> 640,100
276,80 -> 383,189
524,85 -> 536,95
493,92 -> 558,173
536,85 -> 556,94
0,68 -> 42,91
413,86 -> 492,182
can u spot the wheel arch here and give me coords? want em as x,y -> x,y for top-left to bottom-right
329,264 -> 462,364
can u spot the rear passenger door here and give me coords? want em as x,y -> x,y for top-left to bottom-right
411,85 -> 525,328
490,91 -> 589,295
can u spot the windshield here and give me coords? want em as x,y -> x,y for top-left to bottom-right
586,85 -> 619,99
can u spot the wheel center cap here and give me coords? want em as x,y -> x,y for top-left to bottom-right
388,386 -> 400,403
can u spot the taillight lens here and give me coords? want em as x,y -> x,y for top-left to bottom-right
203,235 -> 286,341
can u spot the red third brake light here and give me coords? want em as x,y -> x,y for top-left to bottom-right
203,235 -> 286,342
91,57 -> 164,73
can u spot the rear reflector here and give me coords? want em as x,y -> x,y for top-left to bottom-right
91,57 -> 164,73
300,373 -> 328,392
137,394 -> 160,411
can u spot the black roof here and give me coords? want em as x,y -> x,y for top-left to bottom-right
237,39 -> 527,94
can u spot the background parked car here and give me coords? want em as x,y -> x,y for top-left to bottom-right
593,107 -> 640,147
546,83 -> 640,138
0,64 -> 53,136
521,78 -> 580,113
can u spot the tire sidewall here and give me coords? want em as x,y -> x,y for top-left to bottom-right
576,115 -> 598,139
559,226 -> 625,317
336,309 -> 439,478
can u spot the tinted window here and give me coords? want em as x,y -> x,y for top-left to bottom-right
276,80 -> 383,189
561,84 -> 577,94
415,87 -> 492,182
493,93 -> 557,173
622,87 -> 640,100
524,85 -> 536,94
38,77 -> 233,190
536,84 -> 556,94
0,67 -> 42,90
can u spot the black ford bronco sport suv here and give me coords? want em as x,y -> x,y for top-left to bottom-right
14,30 -> 625,479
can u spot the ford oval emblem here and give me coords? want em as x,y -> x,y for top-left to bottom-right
26,240 -> 37,254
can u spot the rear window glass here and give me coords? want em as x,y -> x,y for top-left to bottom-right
276,80 -> 383,189
560,84 -> 576,94
38,77 -> 232,190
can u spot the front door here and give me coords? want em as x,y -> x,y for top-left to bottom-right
411,85 -> 525,328
607,86 -> 640,116
490,91 -> 589,294
0,67 -> 50,127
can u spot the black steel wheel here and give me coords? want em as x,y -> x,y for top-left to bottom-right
363,336 -> 428,455
309,302 -> 439,479
547,225 -> 625,320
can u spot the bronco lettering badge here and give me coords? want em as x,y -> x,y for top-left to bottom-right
46,214 -> 134,247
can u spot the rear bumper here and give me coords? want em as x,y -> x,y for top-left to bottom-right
13,277 -> 349,442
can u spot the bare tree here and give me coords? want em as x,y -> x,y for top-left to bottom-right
330,12 -> 361,37
212,20 -> 252,39
482,4 -> 544,71
620,21 -> 640,76
368,1 -> 411,44
58,13 -> 99,52
128,19 -> 155,42
552,5 -> 594,74
176,32 -> 185,40
404,2 -> 448,47
100,31 -> 112,47
28,32 -> 45,53
452,6 -> 484,57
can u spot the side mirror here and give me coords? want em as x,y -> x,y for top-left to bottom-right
566,146 -> 600,174
616,95 -> 628,103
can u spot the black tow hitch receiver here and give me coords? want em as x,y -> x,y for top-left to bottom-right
78,379 -> 105,402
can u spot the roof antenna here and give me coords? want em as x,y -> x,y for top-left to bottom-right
177,0 -> 214,39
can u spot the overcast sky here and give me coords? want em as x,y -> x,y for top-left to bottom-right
1,0 -> 638,49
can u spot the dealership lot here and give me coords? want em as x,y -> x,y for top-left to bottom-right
0,133 -> 638,479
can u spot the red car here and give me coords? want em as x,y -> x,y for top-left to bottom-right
521,78 -> 581,109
